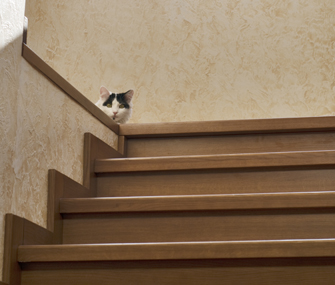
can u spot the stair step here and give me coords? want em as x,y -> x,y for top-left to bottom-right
60,191 -> 335,214
95,150 -> 335,173
119,116 -> 335,137
18,239 -> 335,262
97,168 -> 335,198
60,191 -> 335,244
120,117 -> 335,158
126,131 -> 335,158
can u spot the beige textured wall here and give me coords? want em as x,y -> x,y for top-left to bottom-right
25,0 -> 335,123
0,0 -> 117,279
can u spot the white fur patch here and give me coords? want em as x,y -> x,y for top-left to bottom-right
95,87 -> 133,124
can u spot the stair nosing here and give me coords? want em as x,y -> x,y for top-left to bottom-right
94,150 -> 335,173
119,116 -> 335,138
60,191 -> 335,214
18,238 -> 335,263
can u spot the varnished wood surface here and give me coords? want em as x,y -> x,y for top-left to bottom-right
22,44 -> 119,134
118,136 -> 128,156
2,171 -> 94,284
60,191 -> 335,213
120,116 -> 335,138
126,131 -> 335,157
20,258 -> 335,285
95,150 -> 335,173
10,111 -> 335,283
97,168 -> 335,197
83,133 -> 123,193
62,209 -> 335,244
2,215 -> 54,285
18,239 -> 335,262
47,169 -> 94,243
22,220 -> 53,246
3,215 -> 24,284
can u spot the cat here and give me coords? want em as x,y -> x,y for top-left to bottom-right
95,86 -> 134,124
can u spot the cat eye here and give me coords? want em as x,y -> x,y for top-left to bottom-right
119,104 -> 125,109
106,104 -> 112,108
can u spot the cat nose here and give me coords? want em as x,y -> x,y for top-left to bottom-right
113,112 -> 118,115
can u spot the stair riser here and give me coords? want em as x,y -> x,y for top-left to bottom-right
126,132 -> 335,157
62,209 -> 335,244
21,258 -> 335,285
97,168 -> 335,197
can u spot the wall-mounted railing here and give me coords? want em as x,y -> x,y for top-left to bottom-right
21,18 -> 119,134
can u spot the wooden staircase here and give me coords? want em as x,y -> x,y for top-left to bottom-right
3,117 -> 335,284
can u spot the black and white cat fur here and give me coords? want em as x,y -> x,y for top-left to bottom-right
95,86 -> 134,124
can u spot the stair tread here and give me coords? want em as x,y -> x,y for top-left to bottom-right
18,239 -> 335,262
119,116 -> 335,137
60,191 -> 335,214
95,150 -> 335,173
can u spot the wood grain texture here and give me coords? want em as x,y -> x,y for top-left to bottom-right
22,220 -> 53,246
97,168 -> 335,197
62,209 -> 335,244
21,44 -> 119,134
2,170 -> 92,283
60,191 -> 335,213
118,136 -> 128,156
18,239 -> 335,262
95,150 -> 335,173
2,215 -> 24,285
20,258 -> 335,285
47,169 -> 94,243
120,116 -> 335,137
2,215 -> 53,284
83,133 -> 123,194
126,131 -> 335,157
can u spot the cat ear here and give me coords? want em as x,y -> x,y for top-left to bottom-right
124,90 -> 134,103
99,86 -> 110,101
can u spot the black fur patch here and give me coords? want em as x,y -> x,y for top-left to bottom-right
103,92 -> 130,109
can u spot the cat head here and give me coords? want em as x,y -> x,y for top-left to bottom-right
95,86 -> 134,124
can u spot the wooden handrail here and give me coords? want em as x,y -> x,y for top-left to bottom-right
21,43 -> 119,134
20,44 -> 335,139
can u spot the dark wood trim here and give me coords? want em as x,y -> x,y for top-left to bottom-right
21,43 -> 119,134
18,239 -> 335,262
2,215 -> 24,285
95,150 -> 335,173
47,170 -> 94,244
2,169 -> 94,283
118,136 -> 128,157
22,219 -> 53,246
0,282 -> 9,285
2,214 -> 53,285
59,191 -> 335,214
120,116 -> 335,138
83,133 -> 123,194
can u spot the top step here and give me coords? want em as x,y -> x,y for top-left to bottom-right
120,116 -> 335,138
